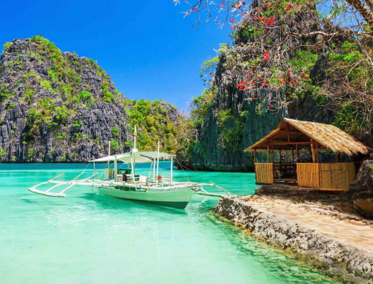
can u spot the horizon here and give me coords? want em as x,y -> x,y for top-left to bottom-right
0,0 -> 231,112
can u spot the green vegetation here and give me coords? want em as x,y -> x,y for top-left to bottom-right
3,42 -> 12,51
112,127 -> 119,137
0,148 -> 6,156
125,99 -> 182,153
111,139 -> 120,150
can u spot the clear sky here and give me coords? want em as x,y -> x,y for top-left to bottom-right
0,0 -> 231,111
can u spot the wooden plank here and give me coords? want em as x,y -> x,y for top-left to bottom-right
255,163 -> 274,184
319,162 -> 356,191
297,163 -> 320,188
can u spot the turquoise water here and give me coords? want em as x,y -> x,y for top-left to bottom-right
0,163 -> 337,284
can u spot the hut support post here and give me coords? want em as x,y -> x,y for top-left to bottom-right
335,152 -> 340,162
296,144 -> 299,162
254,149 -> 257,163
267,145 -> 270,162
311,143 -> 315,163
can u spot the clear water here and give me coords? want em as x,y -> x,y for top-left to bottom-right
0,163 -> 337,284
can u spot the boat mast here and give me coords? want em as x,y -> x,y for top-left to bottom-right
114,155 -> 117,182
170,156 -> 173,185
156,140 -> 160,184
108,140 -> 111,171
131,126 -> 138,178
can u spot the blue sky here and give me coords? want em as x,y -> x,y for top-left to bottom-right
0,0 -> 231,111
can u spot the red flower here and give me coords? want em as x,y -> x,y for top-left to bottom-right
229,18 -> 235,23
193,7 -> 198,10
285,3 -> 292,11
265,4 -> 271,8
242,80 -> 248,85
300,74 -> 304,78
265,17 -> 275,25
220,2 -> 225,8
247,75 -> 252,78
269,104 -> 274,108
306,76 -> 310,80
264,83 -> 269,87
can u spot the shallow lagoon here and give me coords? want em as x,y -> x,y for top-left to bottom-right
0,163 -> 337,283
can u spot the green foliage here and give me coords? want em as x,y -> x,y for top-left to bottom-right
56,132 -> 64,139
0,148 -> 6,156
191,87 -> 216,127
73,121 -> 83,127
7,102 -> 15,110
111,138 -> 120,150
3,42 -> 12,50
22,88 -> 35,104
333,101 -> 370,134
200,56 -> 219,86
78,90 -> 92,103
40,80 -> 52,90
125,99 -> 180,153
26,149 -> 33,160
103,91 -> 115,103
112,127 -> 119,137
0,83 -> 12,101
55,106 -> 70,124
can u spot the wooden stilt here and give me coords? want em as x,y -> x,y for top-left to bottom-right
316,143 -> 319,163
267,145 -> 270,162
254,149 -> 257,163
335,152 -> 340,162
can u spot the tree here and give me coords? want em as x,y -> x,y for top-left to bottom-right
175,0 -> 373,133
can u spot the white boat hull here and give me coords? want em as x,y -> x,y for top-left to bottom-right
97,186 -> 196,209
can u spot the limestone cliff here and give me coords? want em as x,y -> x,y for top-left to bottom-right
0,37 -> 183,162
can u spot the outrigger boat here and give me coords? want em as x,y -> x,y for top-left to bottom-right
28,127 -> 229,209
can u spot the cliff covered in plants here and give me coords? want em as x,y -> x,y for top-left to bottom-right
177,0 -> 373,171
0,36 -> 184,162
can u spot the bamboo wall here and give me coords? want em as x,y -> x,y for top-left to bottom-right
319,162 -> 355,191
255,163 -> 273,184
297,163 -> 320,188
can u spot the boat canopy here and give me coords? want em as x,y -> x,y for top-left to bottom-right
135,151 -> 175,159
91,154 -> 152,163
91,151 -> 174,164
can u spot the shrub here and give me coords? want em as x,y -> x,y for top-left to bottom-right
7,102 -> 15,109
78,90 -> 92,102
111,139 -> 120,150
110,127 -> 119,137
103,92 -> 115,103
3,42 -> 12,50
73,121 -> 83,127
0,148 -> 6,156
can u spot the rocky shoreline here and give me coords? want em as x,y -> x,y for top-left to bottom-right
215,196 -> 373,284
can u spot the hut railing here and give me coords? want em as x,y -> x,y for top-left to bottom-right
297,163 -> 320,188
255,163 -> 273,184
297,162 -> 355,191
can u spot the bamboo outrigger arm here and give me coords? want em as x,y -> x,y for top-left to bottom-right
194,183 -> 231,197
28,173 -> 97,197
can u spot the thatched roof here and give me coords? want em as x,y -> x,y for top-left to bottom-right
244,118 -> 369,156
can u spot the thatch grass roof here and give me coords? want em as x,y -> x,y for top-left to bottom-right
244,118 -> 369,156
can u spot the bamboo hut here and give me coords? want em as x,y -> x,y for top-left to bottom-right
245,118 -> 369,191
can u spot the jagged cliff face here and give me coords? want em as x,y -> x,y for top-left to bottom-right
0,37 -> 183,162
191,36 -> 333,172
